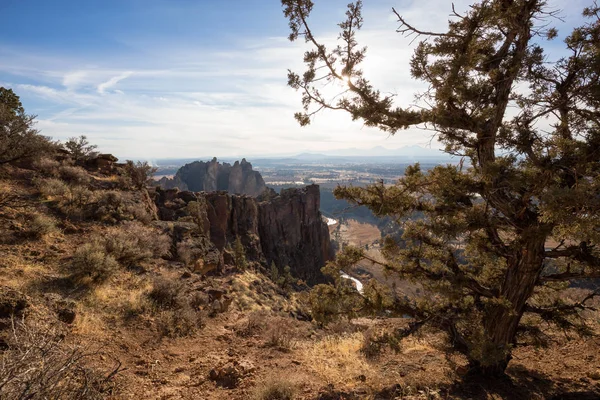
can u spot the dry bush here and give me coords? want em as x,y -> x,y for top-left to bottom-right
58,165 -> 90,185
93,190 -> 152,224
156,305 -> 204,338
120,160 -> 156,190
32,157 -> 60,176
327,320 -> 360,336
36,178 -> 93,219
26,212 -> 58,239
71,242 -> 120,284
265,318 -> 294,350
253,378 -> 297,400
102,222 -> 170,267
37,177 -> 70,199
0,318 -> 121,399
360,328 -> 384,360
235,309 -> 269,337
148,276 -> 183,309
189,291 -> 210,310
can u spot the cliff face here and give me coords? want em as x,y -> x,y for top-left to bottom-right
258,186 -> 332,283
151,185 -> 333,283
157,158 -> 266,197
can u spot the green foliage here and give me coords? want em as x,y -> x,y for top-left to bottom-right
270,262 -> 294,291
0,87 -> 58,165
121,160 -> 157,190
63,135 -> 98,161
283,0 -> 600,374
233,236 -> 248,270
0,87 -> 24,116
186,199 -> 207,234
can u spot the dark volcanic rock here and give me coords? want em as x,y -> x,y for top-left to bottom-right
156,158 -> 266,197
151,185 -> 333,283
258,185 -> 333,283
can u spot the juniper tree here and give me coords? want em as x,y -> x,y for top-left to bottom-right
0,87 -> 56,165
63,135 -> 98,162
282,0 -> 600,375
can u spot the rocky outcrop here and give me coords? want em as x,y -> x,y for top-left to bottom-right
151,185 -> 333,283
258,185 -> 331,283
156,158 -> 266,197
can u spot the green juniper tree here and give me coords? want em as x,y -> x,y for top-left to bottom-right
63,135 -> 98,162
0,88 -> 56,165
282,0 -> 600,375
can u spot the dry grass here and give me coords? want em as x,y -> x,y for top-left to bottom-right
72,310 -> 106,338
253,377 -> 298,400
231,271 -> 286,312
88,271 -> 152,317
300,333 -> 379,388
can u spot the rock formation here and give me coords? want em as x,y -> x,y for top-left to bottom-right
151,184 -> 333,283
156,158 -> 266,197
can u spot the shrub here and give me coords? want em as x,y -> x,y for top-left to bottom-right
102,222 -> 170,267
0,88 -> 60,166
32,157 -> 60,176
37,178 -> 70,199
148,277 -> 183,309
93,190 -> 152,224
0,318 -> 121,399
36,178 -> 93,219
233,236 -> 248,270
253,378 -> 297,400
359,329 -> 383,360
235,310 -> 268,337
265,318 -> 294,350
63,135 -> 98,162
26,212 -> 58,239
121,160 -> 156,190
62,185 -> 94,219
156,305 -> 204,338
58,165 -> 90,185
71,242 -> 119,284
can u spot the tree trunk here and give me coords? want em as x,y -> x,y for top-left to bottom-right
475,234 -> 546,375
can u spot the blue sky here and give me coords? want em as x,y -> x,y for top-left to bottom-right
0,0 -> 592,160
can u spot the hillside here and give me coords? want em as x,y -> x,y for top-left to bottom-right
0,151 -> 599,399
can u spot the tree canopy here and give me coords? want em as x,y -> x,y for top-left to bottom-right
282,0 -> 600,376
0,87 -> 56,165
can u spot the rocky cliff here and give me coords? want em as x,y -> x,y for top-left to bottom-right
151,184 -> 333,283
156,158 -> 266,197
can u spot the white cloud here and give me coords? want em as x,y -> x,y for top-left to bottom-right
0,0 -> 588,159
97,71 -> 133,94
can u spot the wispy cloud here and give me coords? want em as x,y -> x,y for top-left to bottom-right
97,71 -> 133,94
0,0 -> 588,159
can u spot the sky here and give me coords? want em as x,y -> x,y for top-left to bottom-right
0,0 -> 592,160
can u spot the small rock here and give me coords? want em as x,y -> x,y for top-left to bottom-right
588,370 -> 600,380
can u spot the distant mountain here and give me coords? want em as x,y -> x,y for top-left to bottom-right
320,145 -> 448,158
155,157 -> 267,197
